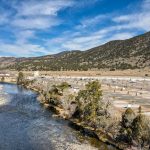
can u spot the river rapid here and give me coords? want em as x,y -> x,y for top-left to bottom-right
0,83 -> 116,150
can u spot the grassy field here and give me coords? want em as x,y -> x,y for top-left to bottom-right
10,68 -> 150,77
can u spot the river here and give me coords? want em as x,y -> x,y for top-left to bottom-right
0,83 -> 116,150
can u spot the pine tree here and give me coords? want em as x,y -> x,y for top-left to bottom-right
132,114 -> 150,147
75,81 -> 102,125
118,108 -> 136,143
17,72 -> 24,84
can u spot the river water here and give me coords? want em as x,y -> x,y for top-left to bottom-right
0,83 -> 116,150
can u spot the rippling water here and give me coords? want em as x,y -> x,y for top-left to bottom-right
0,83 -> 116,150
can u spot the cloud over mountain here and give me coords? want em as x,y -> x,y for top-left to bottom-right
0,0 -> 149,57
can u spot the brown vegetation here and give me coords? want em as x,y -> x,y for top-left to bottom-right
19,72 -> 150,149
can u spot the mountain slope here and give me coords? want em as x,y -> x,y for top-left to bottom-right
0,32 -> 150,71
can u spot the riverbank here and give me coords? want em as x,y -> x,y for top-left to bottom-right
18,76 -> 133,150
16,72 -> 150,150
1,82 -> 111,150
23,85 -> 122,149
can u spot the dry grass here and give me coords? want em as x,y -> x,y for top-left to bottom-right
10,68 -> 150,77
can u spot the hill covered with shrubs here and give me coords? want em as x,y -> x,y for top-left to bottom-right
0,31 -> 150,71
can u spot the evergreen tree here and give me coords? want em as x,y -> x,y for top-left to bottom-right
75,81 -> 103,125
1,76 -> 5,82
118,108 -> 136,143
17,72 -> 24,84
132,114 -> 150,148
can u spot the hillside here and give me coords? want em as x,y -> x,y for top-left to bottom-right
0,31 -> 150,71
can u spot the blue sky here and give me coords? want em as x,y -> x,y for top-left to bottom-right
0,0 -> 150,57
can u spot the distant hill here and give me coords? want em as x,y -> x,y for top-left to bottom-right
0,31 -> 150,71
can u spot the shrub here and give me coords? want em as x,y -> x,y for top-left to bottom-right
132,114 -> 150,147
75,81 -> 103,126
117,108 -> 150,148
1,77 -> 5,82
57,82 -> 71,92
121,108 -> 136,128
46,86 -> 62,106
17,72 -> 25,84
117,108 -> 136,143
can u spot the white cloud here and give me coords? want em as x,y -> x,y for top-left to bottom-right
74,0 -> 99,8
113,14 -> 150,32
113,15 -> 131,23
0,0 -> 75,56
46,24 -> 135,52
12,17 -> 60,29
0,0 -> 149,57
112,0 -> 150,31
77,14 -> 108,29
103,32 -> 135,42
0,42 -> 48,57
61,31 -> 135,50
17,0 -> 73,16
14,30 -> 35,43
141,0 -> 150,10
10,0 -> 73,29
0,12 -> 9,25
58,0 -> 150,52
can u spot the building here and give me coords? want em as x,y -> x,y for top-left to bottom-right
34,71 -> 39,77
